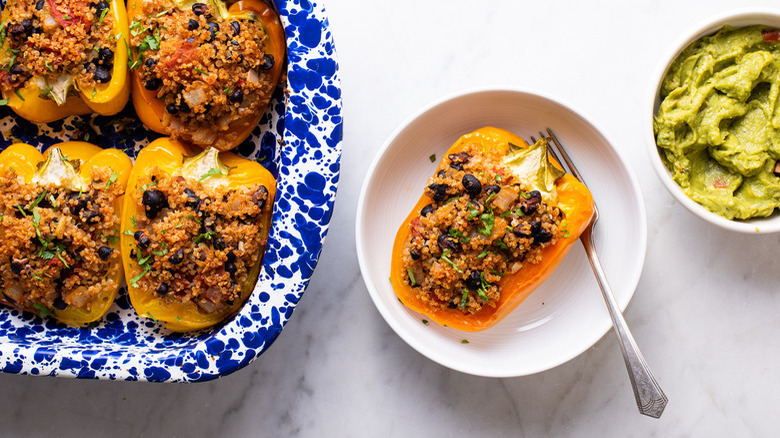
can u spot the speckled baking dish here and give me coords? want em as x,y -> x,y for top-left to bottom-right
0,0 -> 342,382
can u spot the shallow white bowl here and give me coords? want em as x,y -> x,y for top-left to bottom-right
645,8 -> 780,233
356,88 -> 647,377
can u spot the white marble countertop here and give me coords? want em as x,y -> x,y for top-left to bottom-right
1,0 -> 779,436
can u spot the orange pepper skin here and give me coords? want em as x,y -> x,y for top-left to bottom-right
390,127 -> 595,332
120,137 -> 276,332
0,142 -> 132,325
0,0 -> 130,122
129,0 -> 285,151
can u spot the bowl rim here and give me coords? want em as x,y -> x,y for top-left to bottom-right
357,86 -> 648,376
645,7 -> 780,234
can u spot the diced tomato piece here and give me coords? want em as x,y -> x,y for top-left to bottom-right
712,178 -> 728,189
762,29 -> 780,42
45,0 -> 92,28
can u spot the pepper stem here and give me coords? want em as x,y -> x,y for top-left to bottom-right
31,147 -> 87,191
180,147 -> 230,188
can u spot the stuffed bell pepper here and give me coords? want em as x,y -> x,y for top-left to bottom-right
0,142 -> 131,324
120,138 -> 275,332
128,0 -> 285,150
0,0 -> 130,122
390,127 -> 595,332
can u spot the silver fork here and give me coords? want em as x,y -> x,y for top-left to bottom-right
533,128 -> 668,419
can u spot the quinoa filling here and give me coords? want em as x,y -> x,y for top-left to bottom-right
130,0 -> 276,145
402,144 -> 562,313
0,167 -> 121,313
129,169 -> 270,314
0,0 -> 117,101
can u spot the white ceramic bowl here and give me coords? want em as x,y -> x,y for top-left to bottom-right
645,8 -> 780,233
357,88 -> 647,377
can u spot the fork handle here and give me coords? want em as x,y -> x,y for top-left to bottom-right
580,230 -> 668,418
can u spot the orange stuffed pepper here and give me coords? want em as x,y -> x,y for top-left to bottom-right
127,0 -> 285,150
391,127 -> 594,332
0,142 -> 131,324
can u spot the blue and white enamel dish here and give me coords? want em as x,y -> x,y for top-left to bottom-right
0,0 -> 342,382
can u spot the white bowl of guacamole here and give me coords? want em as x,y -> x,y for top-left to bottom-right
648,9 -> 780,233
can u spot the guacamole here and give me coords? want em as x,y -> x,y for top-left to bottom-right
654,25 -> 780,220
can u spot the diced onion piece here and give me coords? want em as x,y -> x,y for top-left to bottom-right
492,188 -> 518,212
182,82 -> 208,108
246,69 -> 260,85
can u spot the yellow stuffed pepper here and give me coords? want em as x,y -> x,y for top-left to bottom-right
128,0 -> 285,150
0,0 -> 130,122
0,142 -> 132,324
120,137 -> 276,332
391,127 -> 595,332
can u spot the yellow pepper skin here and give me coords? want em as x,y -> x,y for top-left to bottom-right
0,142 -> 132,325
390,127 -> 595,332
120,137 -> 276,332
0,0 -> 130,123
129,0 -> 286,151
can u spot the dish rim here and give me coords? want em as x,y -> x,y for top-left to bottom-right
357,86 -> 647,377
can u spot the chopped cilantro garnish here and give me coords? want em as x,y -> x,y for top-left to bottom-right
478,213 -> 494,236
13,89 -> 24,101
406,268 -> 416,286
98,8 -> 109,23
32,302 -> 52,318
441,250 -> 462,273
459,290 -> 468,309
106,171 -> 118,189
429,154 -> 436,163
199,167 -> 226,181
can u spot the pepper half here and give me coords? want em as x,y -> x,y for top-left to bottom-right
390,127 -> 595,332
120,137 -> 276,331
0,142 -> 131,324
0,0 -> 130,122
128,0 -> 285,151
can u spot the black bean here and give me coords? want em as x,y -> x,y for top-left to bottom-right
67,193 -> 90,215
462,174 -> 482,198
465,270 -> 482,290
428,183 -> 448,203
36,0 -> 45,10
226,251 -> 237,263
484,184 -> 501,195
9,258 -> 25,276
144,77 -> 162,90
183,188 -> 200,209
409,248 -> 421,260
436,170 -> 447,179
8,24 -> 25,37
228,88 -> 243,104
168,249 -> 184,265
82,209 -> 101,224
259,54 -> 274,70
10,63 -> 25,75
165,103 -> 179,114
512,223 -> 532,238
97,246 -> 114,260
437,234 -> 462,254
144,57 -> 157,70
142,189 -> 168,219
207,22 -> 219,42
191,2 -> 207,15
212,236 -> 225,250
53,297 -> 68,310
225,261 -> 237,274
533,228 -> 553,244
420,203 -> 435,217
155,283 -> 169,296
448,152 -> 470,170
95,1 -> 109,16
94,66 -> 111,83
178,101 -> 191,113
129,249 -> 137,259
134,231 -> 151,249
529,220 -> 542,236
21,19 -> 32,35
520,190 -> 542,214
98,47 -> 114,62
249,186 -> 268,211
230,21 -> 240,35
187,18 -> 199,30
